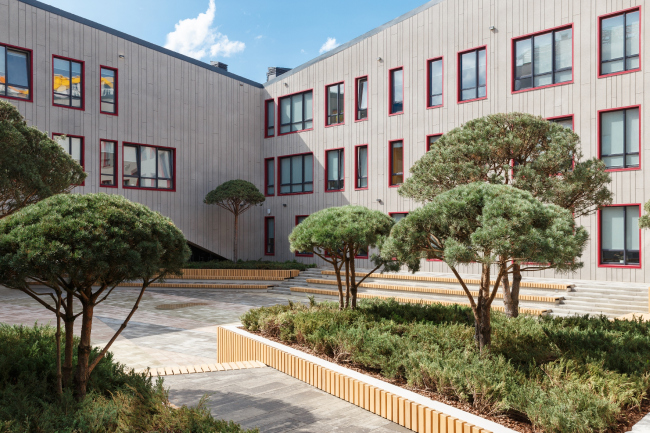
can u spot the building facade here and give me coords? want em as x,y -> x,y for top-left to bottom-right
1,0 -> 648,283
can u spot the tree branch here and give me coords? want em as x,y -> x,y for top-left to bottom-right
449,266 -> 477,311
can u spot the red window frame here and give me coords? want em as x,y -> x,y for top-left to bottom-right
511,24 -> 574,94
457,45 -> 487,104
99,138 -> 118,189
389,139 -> 404,187
294,215 -> 313,257
0,43 -> 33,103
325,81 -> 345,127
597,105 -> 641,173
426,134 -> 443,152
264,216 -> 275,256
324,147 -> 345,193
52,55 -> 85,111
122,142 -> 177,192
598,6 -> 642,79
264,157 -> 275,197
99,65 -> 118,116
277,152 -> 314,196
354,75 -> 369,122
264,98 -> 275,138
388,66 -> 404,116
426,57 -> 444,109
52,133 -> 85,186
597,204 -> 642,269
354,144 -> 369,191
277,89 -> 314,136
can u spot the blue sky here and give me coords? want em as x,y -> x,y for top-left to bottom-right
40,0 -> 428,83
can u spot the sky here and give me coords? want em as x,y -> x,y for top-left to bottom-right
39,0 -> 429,83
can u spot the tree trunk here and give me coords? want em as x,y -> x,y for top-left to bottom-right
344,258 -> 350,309
503,265 -> 522,318
334,263 -> 344,310
474,264 -> 492,351
74,300 -> 94,400
54,292 -> 63,396
350,256 -> 358,309
233,212 -> 239,262
62,292 -> 75,388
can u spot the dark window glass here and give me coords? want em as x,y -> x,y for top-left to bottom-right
390,141 -> 403,186
123,144 -> 174,189
100,140 -> 116,186
392,213 -> 408,223
279,154 -> 313,194
427,134 -> 442,151
266,100 -> 275,137
53,57 -> 83,108
279,91 -> 313,134
460,48 -> 486,101
265,158 -> 275,195
550,117 -> 573,131
601,206 -> 639,265
428,59 -> 443,107
265,217 -> 275,255
600,107 -> 639,169
326,83 -> 344,125
326,149 -> 344,191
390,68 -> 403,114
54,135 -> 83,167
0,45 -> 30,100
514,28 -> 572,91
356,77 -> 368,120
100,67 -> 116,113
356,146 -> 368,189
601,10 -> 640,75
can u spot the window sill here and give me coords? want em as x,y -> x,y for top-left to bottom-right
598,263 -> 641,269
100,184 -> 118,189
278,128 -> 314,137
53,102 -> 85,111
295,253 -> 314,257
0,94 -> 32,103
354,187 -> 369,191
355,256 -> 369,260
264,135 -> 275,139
605,167 -> 641,173
123,186 -> 176,192
388,111 -> 404,117
598,68 -> 641,79
512,80 -> 573,94
325,122 -> 345,128
426,104 -> 443,110
457,96 -> 487,105
325,188 -> 345,193
278,191 -> 314,197
388,184 -> 402,188
355,118 -> 368,123
426,259 -> 443,262
100,110 -> 118,116
264,253 -> 276,257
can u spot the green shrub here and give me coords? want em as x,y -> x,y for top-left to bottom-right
183,259 -> 316,271
241,299 -> 650,433
0,324 -> 257,433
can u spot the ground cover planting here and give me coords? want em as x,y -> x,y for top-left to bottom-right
241,299 -> 650,433
183,260 -> 316,271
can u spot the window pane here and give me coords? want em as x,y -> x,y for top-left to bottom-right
141,178 -> 156,188
140,146 -> 157,178
478,50 -> 486,97
358,146 -> 367,183
291,155 -> 303,188
71,61 -> 82,98
602,207 -> 625,250
358,78 -> 368,110
69,137 -> 82,165
461,51 -> 477,91
534,33 -> 553,75
292,94 -> 303,123
280,97 -> 291,125
124,146 -> 138,176
100,141 -> 115,176
515,38 -> 532,91
552,118 -> 573,131
391,69 -> 403,112
267,101 -> 274,128
626,206 -> 639,251
54,135 -> 67,152
430,59 -> 443,105
327,150 -> 339,182
100,68 -> 115,109
391,142 -> 403,185
0,46 -> 5,94
338,84 -> 344,122
601,110 -> 625,158
53,58 -> 70,96
626,11 -> 640,58
626,108 -> 639,156
328,85 -> 338,118
601,15 -> 625,65
280,157 -> 291,187
158,150 -> 172,179
392,213 -> 407,223
555,29 -> 572,81
304,154 -> 313,183
304,91 -> 313,121
123,178 -> 139,187
7,50 -> 29,88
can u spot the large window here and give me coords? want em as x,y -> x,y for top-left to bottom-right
514,27 -> 572,92
326,148 -> 344,191
0,44 -> 31,101
355,76 -> 368,121
600,8 -> 640,77
265,217 -> 275,256
123,143 -> 174,190
355,145 -> 368,190
53,134 -> 83,168
458,47 -> 486,102
389,67 -> 403,115
100,66 -> 117,114
427,58 -> 443,108
295,215 -> 312,257
53,56 -> 83,109
279,153 -> 313,195
265,99 -> 275,138
265,157 -> 275,196
600,107 -> 640,170
427,134 -> 442,151
600,205 -> 640,267
389,140 -> 404,186
279,90 -> 313,134
100,140 -> 117,187
326,82 -> 344,126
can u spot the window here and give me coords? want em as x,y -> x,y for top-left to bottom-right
599,107 -> 640,170
355,145 -> 368,190
265,157 -> 275,196
389,140 -> 404,186
549,116 -> 573,130
389,67 -> 403,114
279,90 -> 313,134
295,216 -> 312,257
100,140 -> 117,187
326,82 -> 344,126
458,47 -> 486,102
427,134 -> 442,151
265,217 -> 275,256
100,66 -> 117,114
391,213 -> 408,223
513,27 -> 572,92
123,143 -> 174,190
326,148 -> 344,191
600,9 -> 640,77
0,44 -> 31,101
427,58 -> 443,107
265,99 -> 275,137
600,205 -> 640,267
53,56 -> 83,109
355,76 -> 368,121
53,134 -> 83,167
279,153 -> 313,195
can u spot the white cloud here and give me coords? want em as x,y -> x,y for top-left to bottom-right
255,35 -> 264,40
319,37 -> 340,54
164,0 -> 245,60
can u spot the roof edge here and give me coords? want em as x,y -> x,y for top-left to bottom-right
17,0 -> 264,88
264,0 -> 444,87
